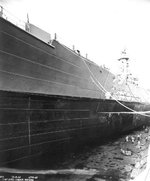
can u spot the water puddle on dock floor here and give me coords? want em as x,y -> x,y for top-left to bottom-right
1,127 -> 150,181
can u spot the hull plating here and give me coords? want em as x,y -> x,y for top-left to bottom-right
0,17 -> 150,167
0,91 -> 148,166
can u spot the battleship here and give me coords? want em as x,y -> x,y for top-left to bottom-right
0,6 -> 150,167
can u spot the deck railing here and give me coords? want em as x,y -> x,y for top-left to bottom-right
0,5 -> 26,30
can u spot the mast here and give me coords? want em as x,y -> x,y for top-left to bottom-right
118,49 -> 130,85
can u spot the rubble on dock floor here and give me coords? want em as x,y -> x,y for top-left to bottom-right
52,126 -> 150,180
1,126 -> 150,181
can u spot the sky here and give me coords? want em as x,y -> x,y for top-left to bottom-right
1,0 -> 150,88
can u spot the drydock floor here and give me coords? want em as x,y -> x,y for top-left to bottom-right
1,126 -> 150,181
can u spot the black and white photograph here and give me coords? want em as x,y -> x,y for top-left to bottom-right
0,0 -> 150,180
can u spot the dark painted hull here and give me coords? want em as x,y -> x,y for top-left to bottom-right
0,90 -> 149,166
0,17 -> 150,167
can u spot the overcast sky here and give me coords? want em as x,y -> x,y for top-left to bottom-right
1,0 -> 150,88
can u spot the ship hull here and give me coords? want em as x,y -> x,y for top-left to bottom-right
0,17 -> 150,167
0,90 -> 149,166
